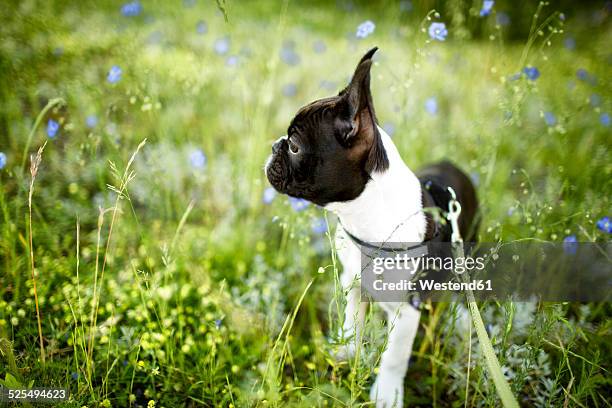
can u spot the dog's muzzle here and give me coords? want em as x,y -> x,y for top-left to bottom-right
265,136 -> 289,192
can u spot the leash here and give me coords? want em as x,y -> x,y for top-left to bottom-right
446,187 -> 519,408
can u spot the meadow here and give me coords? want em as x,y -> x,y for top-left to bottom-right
0,1 -> 610,407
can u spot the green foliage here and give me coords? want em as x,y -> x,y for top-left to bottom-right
0,1 -> 610,407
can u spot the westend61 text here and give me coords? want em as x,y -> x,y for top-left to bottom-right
372,279 -> 493,292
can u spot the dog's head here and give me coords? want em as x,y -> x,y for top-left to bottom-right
265,47 -> 389,206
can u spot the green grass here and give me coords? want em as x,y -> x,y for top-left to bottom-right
0,1 -> 610,407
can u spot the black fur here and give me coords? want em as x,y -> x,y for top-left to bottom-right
265,47 -> 388,206
418,161 -> 479,241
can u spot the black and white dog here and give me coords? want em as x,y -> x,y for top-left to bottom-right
265,47 -> 478,407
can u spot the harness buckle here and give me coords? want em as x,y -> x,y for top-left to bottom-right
446,187 -> 463,243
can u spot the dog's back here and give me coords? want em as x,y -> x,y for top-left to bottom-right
417,161 -> 479,241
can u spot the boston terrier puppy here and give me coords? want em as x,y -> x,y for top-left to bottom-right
265,47 -> 478,407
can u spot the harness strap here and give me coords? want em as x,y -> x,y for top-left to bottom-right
340,178 -> 448,254
340,225 -> 428,254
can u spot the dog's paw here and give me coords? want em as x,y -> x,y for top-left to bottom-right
370,371 -> 404,408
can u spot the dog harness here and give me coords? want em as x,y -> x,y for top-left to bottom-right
341,178 -> 453,255
341,179 -> 459,308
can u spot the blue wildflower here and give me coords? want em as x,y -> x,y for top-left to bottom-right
507,207 -> 515,216
214,37 -> 230,55
107,65 -> 122,83
214,319 -> 222,329
225,55 -> 239,67
559,13 -> 566,21
263,187 -> 277,204
496,12 -> 510,26
563,235 -> 578,255
382,122 -> 396,137
311,218 -> 328,234
289,196 -> 310,212
340,1 -> 354,11
86,115 -> 98,128
600,113 -> 610,127
0,152 -> 6,170
410,296 -> 421,309
522,66 -> 540,81
564,37 -> 576,50
596,216 -> 612,233
425,97 -> 438,115
576,68 -> 597,85
356,20 -> 376,39
400,0 -> 413,12
470,172 -> 480,186
589,94 -> 601,107
189,149 -> 207,169
320,80 -> 336,91
196,20 -> 208,34
47,119 -> 59,138
71,372 -> 79,381
121,1 -> 142,17
480,0 -> 494,17
313,40 -> 326,54
280,43 -> 300,66
544,111 -> 556,126
428,22 -> 448,41
282,83 -> 297,97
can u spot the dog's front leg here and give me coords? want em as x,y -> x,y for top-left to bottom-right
334,230 -> 367,360
370,304 -> 420,408
335,266 -> 367,360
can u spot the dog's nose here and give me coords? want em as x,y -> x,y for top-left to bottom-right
272,135 -> 287,154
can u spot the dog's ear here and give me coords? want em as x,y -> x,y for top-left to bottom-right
343,47 -> 378,124
338,47 -> 388,173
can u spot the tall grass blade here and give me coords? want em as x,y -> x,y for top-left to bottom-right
28,141 -> 48,366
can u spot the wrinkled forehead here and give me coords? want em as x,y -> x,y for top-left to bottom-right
288,96 -> 340,134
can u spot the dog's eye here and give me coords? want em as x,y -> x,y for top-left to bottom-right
288,140 -> 300,155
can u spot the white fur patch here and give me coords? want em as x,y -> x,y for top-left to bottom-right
328,126 -> 423,408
